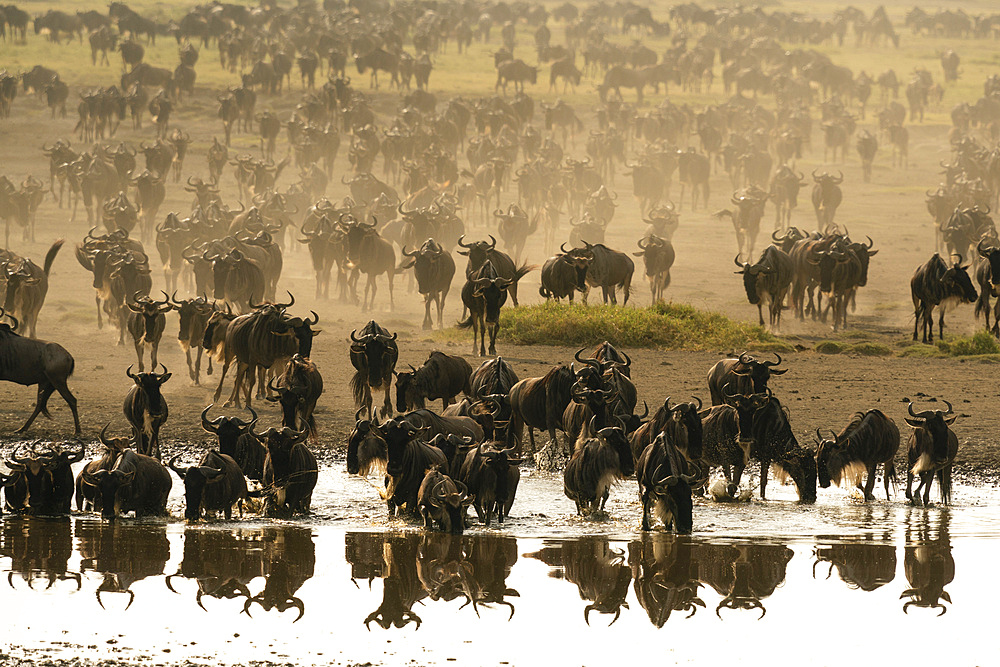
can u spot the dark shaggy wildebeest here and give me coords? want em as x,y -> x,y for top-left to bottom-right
911,253 -> 978,343
168,449 -> 247,521
816,409 -> 900,501
563,419 -> 634,516
417,468 -> 474,534
903,400 -> 958,506
349,320 -> 398,419
459,443 -> 521,526
394,350 -> 472,412
636,432 -> 697,533
201,404 -> 266,481
267,354 -> 323,441
260,426 -> 317,517
706,352 -> 787,406
83,448 -> 172,521
123,363 -> 170,460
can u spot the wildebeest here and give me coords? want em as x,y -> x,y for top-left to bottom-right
394,350 -> 472,412
579,241 -> 633,305
910,253 -> 978,343
340,216 -> 396,311
123,363 -> 170,460
0,308 -> 81,434
811,170 -> 843,229
458,259 -> 512,357
3,441 -> 83,515
168,449 -> 247,521
495,59 -> 537,94
417,468 -> 473,534
260,426 -> 317,517
460,443 -> 521,526
769,166 -> 805,230
633,235 -> 674,304
706,352 -> 787,406
813,542 -> 897,592
699,391 -> 768,496
563,420 -> 634,516
200,404 -> 266,481
636,432 -> 697,533
540,243 -> 593,303
378,416 -> 448,516
456,235 -> 533,307
83,448 -> 172,521
346,407 -> 388,478
749,396 -> 817,503
903,400 -> 958,506
172,294 -> 215,385
267,354 -> 323,441
816,409 -> 900,501
349,320 -> 398,419
714,187 -> 769,262
856,130 -> 878,182
509,364 -> 575,454
0,238 -> 64,338
398,239 -> 456,330
734,246 -> 794,330
125,290 -> 172,372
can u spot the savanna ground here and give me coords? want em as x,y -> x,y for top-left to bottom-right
2,0 -> 1000,479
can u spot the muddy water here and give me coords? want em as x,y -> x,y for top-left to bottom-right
2,464 -> 998,666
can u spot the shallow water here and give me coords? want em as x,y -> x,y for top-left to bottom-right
1,463 -> 998,666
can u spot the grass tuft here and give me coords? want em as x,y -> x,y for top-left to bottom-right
444,301 -> 791,351
848,342 -> 893,357
938,330 -> 1000,356
815,341 -> 843,354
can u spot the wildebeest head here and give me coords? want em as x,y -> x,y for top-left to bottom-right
472,273 -> 512,325
350,320 -> 398,377
558,242 -> 594,290
172,293 -> 215,341
283,311 -> 321,357
847,236 -> 878,287
260,426 -> 309,463
126,363 -> 171,415
722,387 -> 770,446
942,254 -> 978,303
394,364 -> 421,412
378,417 -> 425,477
169,453 -> 226,521
772,445 -> 817,503
814,427 -> 858,489
201,404 -> 257,458
594,420 -> 634,478
456,234 -> 497,272
730,352 -> 787,393
127,290 -> 173,329
977,239 -> 1000,288
665,396 -> 704,461
733,254 -> 769,304
400,239 -> 449,293
346,408 -> 387,476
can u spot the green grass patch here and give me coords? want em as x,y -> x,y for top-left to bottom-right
815,341 -> 843,354
448,301 -> 791,351
849,342 -> 893,357
936,330 -> 1000,356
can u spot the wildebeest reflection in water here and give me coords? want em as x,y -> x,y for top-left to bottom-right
627,535 -> 705,627
813,539 -> 896,592
693,543 -> 793,619
0,517 -> 79,590
346,531 -> 518,630
162,526 -> 318,621
902,510 -> 954,616
526,537 -> 632,626
76,520 -> 169,610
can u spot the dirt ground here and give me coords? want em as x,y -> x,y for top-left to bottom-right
1,5 -> 999,478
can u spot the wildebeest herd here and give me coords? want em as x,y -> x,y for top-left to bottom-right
0,0 -> 992,539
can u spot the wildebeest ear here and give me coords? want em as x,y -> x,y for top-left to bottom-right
160,373 -> 172,382
903,418 -> 923,428
944,415 -> 957,425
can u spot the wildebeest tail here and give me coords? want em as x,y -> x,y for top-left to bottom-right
43,239 -> 66,276
350,370 -> 369,408
513,262 -> 537,283
939,465 -> 952,504
539,286 -> 553,298
457,315 -> 474,329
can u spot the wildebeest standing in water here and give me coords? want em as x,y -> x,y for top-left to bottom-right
267,353 -> 324,441
564,419 -> 634,516
816,409 -> 900,501
417,468 -> 474,534
3,441 -> 84,515
169,449 -> 247,521
903,400 -> 958,506
83,448 -> 172,521
349,320 -> 398,419
260,426 -> 317,517
123,363 -> 170,460
636,432 -> 697,533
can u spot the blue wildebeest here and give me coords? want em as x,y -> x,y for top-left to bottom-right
910,253 -> 978,343
458,259 -> 512,357
457,235 -> 533,307
633,234 -> 674,304
903,400 -> 958,506
563,419 -> 634,516
171,293 -> 215,385
811,170 -> 843,228
398,239 -> 456,330
734,245 -> 793,331
169,449 -> 247,521
816,409 -> 900,501
346,408 -> 388,478
394,350 -> 472,412
509,364 -> 575,453
267,354 -> 324,441
378,416 -> 448,516
459,443 -> 521,526
349,319 -> 398,419
260,426 -> 317,517
83,448 -> 172,521
0,238 -> 64,338
636,431 -> 697,533
539,243 -> 593,303
0,307 -> 81,434
125,290 -> 173,372
706,352 -> 787,406
580,241 -> 633,305
201,404 -> 266,481
3,441 -> 83,515
123,363 -> 170,460
417,468 -> 474,534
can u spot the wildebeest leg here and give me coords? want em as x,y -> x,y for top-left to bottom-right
759,457 -> 771,499
422,294 -> 433,329
16,382 -> 56,433
133,339 -> 145,371
95,293 -> 104,329
387,271 -> 395,310
488,321 -> 498,356
380,383 -> 392,419
225,363 -> 246,408
641,494 -> 653,530
937,304 -> 948,342
757,303 -> 765,327
905,467 -> 915,502
883,460 -> 895,500
862,463 -> 877,501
